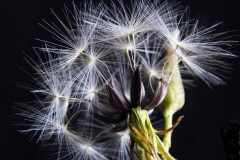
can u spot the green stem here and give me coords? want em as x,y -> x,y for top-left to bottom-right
163,110 -> 173,151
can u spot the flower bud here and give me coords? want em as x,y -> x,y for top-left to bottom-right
159,48 -> 185,151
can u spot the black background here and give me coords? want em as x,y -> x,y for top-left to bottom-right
1,0 -> 240,159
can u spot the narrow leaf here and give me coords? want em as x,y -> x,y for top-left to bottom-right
156,116 -> 184,135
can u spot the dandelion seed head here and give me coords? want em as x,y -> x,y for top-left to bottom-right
79,50 -> 85,55
15,0 -> 236,159
167,29 -> 181,49
88,55 -> 96,65
124,44 -> 134,52
73,142 -> 107,160
149,69 -> 157,77
83,144 -> 93,150
117,130 -> 130,143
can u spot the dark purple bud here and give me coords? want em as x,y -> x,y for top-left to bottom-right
143,79 -> 168,110
130,67 -> 145,107
91,100 -> 124,116
106,76 -> 132,112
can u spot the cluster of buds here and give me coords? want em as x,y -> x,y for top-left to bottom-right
15,0 -> 234,159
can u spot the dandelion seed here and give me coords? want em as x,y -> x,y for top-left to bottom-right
94,0 -> 156,40
153,5 -> 235,85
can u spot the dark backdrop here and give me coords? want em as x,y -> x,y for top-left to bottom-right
1,0 -> 240,159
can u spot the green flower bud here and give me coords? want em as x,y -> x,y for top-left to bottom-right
159,49 -> 185,151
